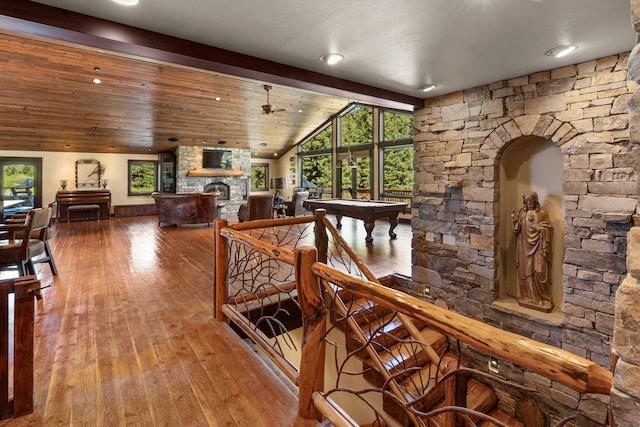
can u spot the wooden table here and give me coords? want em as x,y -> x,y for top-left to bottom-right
304,199 -> 408,245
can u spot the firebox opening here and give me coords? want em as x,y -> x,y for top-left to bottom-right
204,182 -> 230,200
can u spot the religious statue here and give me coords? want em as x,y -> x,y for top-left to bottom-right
511,191 -> 554,312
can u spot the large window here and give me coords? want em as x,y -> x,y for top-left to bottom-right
297,103 -> 413,202
0,157 -> 42,215
380,110 -> 413,204
301,154 -> 332,198
128,160 -> 158,196
339,149 -> 371,200
383,110 -> 412,140
341,105 -> 372,146
381,145 -> 413,203
301,125 -> 332,151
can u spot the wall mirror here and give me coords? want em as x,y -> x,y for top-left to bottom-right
76,158 -> 103,189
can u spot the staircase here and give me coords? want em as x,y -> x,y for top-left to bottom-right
332,287 -> 525,427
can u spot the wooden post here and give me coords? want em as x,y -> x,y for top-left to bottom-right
213,219 -> 229,321
444,371 -> 468,427
313,209 -> 328,264
295,246 -> 325,420
0,281 -> 10,419
12,277 -> 38,416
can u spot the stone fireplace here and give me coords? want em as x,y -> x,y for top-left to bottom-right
411,52 -> 635,425
174,146 -> 250,222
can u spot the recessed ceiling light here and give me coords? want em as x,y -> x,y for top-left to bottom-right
168,137 -> 179,142
320,53 -> 344,65
259,143 -> 267,147
93,67 -> 101,72
215,96 -> 221,101
545,45 -> 578,58
112,0 -> 140,6
92,78 -> 101,84
420,84 -> 437,92
217,140 -> 227,145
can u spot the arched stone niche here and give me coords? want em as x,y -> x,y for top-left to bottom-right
498,136 -> 565,312
412,50 -> 635,424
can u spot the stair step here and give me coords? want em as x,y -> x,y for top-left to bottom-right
479,409 -> 525,427
399,352 -> 469,403
361,327 -> 449,387
348,297 -> 394,326
429,378 -> 498,426
346,312 -> 407,355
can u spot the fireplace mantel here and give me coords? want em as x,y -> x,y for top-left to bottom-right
187,169 -> 245,177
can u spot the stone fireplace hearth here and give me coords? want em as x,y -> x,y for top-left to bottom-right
175,146 -> 250,222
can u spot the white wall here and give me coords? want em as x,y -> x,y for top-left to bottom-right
0,150 -> 157,207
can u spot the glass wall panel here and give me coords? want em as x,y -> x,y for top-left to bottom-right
381,145 -> 413,204
301,154 -> 332,198
341,105 -> 372,147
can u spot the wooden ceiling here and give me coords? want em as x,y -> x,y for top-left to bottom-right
0,31 -> 355,158
0,1 -> 423,159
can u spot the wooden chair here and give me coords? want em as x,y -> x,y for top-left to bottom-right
0,207 -> 54,277
27,206 -> 58,276
237,195 -> 274,222
0,208 -> 49,276
285,191 -> 309,217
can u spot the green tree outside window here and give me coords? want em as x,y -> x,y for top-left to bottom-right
128,160 -> 158,196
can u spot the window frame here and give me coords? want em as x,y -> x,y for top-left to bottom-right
127,159 -> 159,196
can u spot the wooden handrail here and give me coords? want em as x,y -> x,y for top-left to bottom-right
310,263 -> 612,395
219,228 -> 295,265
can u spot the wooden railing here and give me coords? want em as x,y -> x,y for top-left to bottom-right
213,211 -> 613,425
0,276 -> 40,419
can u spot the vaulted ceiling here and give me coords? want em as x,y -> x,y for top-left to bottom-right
0,0 -> 634,158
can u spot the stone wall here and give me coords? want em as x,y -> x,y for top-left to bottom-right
175,146 -> 250,222
611,1 -> 640,425
412,52 -> 636,425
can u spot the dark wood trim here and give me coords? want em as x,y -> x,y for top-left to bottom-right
0,0 -> 423,110
113,204 -> 157,218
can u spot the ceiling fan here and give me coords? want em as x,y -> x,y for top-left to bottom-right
261,85 -> 286,114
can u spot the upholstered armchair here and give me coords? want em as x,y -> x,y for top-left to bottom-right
237,195 -> 274,222
284,191 -> 309,217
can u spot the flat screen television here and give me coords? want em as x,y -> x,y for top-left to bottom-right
202,150 -> 232,169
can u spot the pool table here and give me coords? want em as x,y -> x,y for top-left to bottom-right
304,199 -> 408,245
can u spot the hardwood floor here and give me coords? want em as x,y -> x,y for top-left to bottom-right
0,215 -> 411,426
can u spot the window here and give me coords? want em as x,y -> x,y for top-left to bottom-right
341,105 -> 372,147
381,145 -> 413,204
380,110 -> 413,204
301,125 -> 332,151
251,163 -> 269,191
0,157 -> 42,213
338,149 -> 371,200
382,110 -> 412,140
301,154 -> 332,197
128,160 -> 158,196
